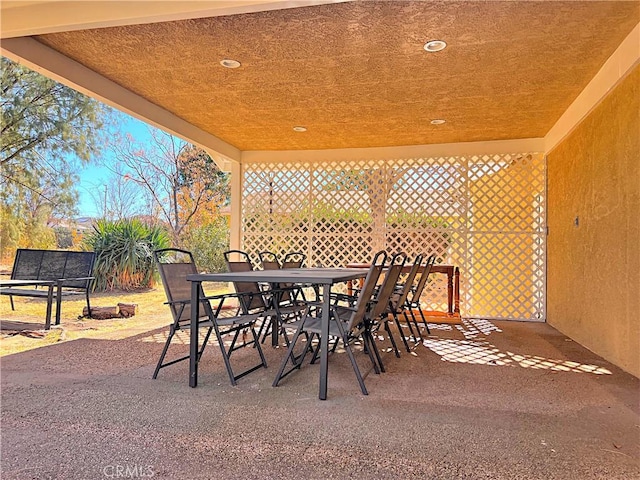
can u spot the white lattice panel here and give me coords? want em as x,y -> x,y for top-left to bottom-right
243,153 -> 546,321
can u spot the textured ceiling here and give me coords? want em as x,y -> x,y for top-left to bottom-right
35,1 -> 639,151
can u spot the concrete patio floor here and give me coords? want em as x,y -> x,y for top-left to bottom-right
1,318 -> 638,479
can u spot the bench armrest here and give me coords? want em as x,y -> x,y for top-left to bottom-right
56,276 -> 95,283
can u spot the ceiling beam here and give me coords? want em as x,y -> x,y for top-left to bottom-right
2,36 -> 242,164
545,22 -> 640,153
0,0 -> 351,39
241,138 -> 546,164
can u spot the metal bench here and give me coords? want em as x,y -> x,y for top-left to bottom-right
0,249 -> 96,328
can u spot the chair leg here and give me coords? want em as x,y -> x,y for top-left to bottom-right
341,336 -> 368,395
415,304 -> 431,334
213,325 -> 240,386
366,328 -> 386,372
249,325 -> 269,369
403,310 -> 422,341
153,325 -> 177,379
55,285 -> 63,325
198,325 -> 213,361
229,324 -> 269,364
392,312 -> 412,353
227,328 -> 242,355
9,295 -> 15,311
384,321 -> 401,358
362,330 -> 381,374
272,324 -> 309,387
258,315 -> 272,344
310,338 -> 321,364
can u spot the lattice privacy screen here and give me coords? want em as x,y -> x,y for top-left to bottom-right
242,153 -> 546,321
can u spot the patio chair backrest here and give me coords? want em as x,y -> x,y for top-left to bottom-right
370,251 -> 408,320
154,248 -> 211,324
223,250 -> 268,313
390,253 -> 423,311
259,251 -> 281,270
408,254 -> 437,304
282,252 -> 306,269
278,251 -> 307,302
344,250 -> 387,330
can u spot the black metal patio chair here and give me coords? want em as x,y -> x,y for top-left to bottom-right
152,248 -> 267,385
223,250 -> 305,347
272,250 -> 388,395
385,253 -> 424,349
258,251 -> 281,271
282,252 -> 306,269
405,253 -> 437,335
366,251 -> 408,368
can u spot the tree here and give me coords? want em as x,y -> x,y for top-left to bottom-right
109,128 -> 229,245
88,162 -> 145,221
320,167 -> 407,250
0,57 -> 107,254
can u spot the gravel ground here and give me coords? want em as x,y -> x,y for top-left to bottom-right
1,319 -> 638,479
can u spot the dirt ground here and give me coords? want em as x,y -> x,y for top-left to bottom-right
0,283 -> 227,356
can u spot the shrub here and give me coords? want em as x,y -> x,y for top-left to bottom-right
83,218 -> 170,291
54,227 -> 74,248
181,218 -> 229,273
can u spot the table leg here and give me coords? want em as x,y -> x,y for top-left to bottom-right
447,270 -> 454,315
44,284 -> 54,330
189,281 -> 199,388
271,286 -> 279,347
454,267 -> 460,314
319,283 -> 331,400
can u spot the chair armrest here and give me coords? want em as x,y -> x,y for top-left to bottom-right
164,299 -> 190,306
331,304 -> 357,314
201,292 -> 238,302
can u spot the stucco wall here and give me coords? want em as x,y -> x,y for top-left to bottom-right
547,65 -> 639,378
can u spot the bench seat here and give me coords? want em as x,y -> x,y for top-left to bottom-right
0,287 -> 85,298
1,249 -> 96,329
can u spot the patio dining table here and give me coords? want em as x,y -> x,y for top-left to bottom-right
187,267 -> 369,400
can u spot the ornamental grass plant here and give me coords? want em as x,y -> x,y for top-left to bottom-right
83,218 -> 170,291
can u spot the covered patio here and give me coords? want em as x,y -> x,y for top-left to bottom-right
3,0 -> 636,373
1,1 -> 638,477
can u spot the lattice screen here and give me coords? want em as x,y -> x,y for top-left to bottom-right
242,153 -> 546,321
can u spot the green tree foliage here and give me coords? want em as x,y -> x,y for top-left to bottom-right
83,218 -> 170,291
54,226 -> 74,249
0,57 -> 107,256
181,217 -> 230,273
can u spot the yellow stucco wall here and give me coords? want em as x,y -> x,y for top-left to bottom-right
547,65 -> 639,378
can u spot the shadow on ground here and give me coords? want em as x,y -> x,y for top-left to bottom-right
1,318 -> 638,479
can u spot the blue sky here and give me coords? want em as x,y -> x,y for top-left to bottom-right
76,114 -> 159,217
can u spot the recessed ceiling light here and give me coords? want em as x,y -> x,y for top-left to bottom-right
430,119 -> 446,125
293,126 -> 307,132
220,59 -> 241,69
424,40 -> 447,53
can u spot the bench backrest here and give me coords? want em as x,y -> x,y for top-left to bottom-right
11,249 -> 96,289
